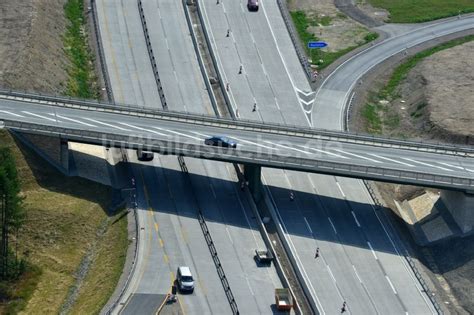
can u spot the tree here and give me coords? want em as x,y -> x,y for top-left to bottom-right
0,148 -> 25,279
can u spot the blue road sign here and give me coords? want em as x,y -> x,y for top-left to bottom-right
308,41 -> 328,49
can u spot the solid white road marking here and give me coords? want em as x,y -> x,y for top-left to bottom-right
333,149 -> 383,163
352,265 -> 362,283
336,182 -> 346,198
351,211 -> 361,227
303,216 -> 313,234
266,142 -> 312,154
83,118 -> 132,131
299,146 -> 349,159
328,217 -> 337,234
327,265 -> 337,283
153,127 -> 201,141
0,110 -> 24,117
367,241 -> 378,260
245,277 -> 255,296
368,153 -> 415,167
191,131 -> 211,138
437,161 -> 474,173
401,157 -> 453,172
22,111 -> 60,122
232,137 -> 277,150
225,227 -> 233,244
385,276 -> 398,295
118,122 -> 169,136
48,113 -> 96,127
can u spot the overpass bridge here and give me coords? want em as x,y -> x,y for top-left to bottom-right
0,90 -> 473,192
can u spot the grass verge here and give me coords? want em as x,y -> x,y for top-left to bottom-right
368,0 -> 474,23
290,10 -> 378,70
64,0 -> 99,98
0,131 -> 127,314
361,35 -> 474,135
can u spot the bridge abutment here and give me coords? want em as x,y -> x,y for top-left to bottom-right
244,164 -> 262,202
441,190 -> 474,234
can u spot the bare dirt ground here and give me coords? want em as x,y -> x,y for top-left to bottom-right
0,0 -> 69,93
355,0 -> 389,24
287,0 -> 372,52
350,38 -> 474,314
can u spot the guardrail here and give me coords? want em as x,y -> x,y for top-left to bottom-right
195,0 -> 236,119
181,0 -> 220,117
275,0 -> 313,81
3,119 -> 473,192
137,0 -> 168,110
177,156 -> 239,314
90,0 -> 114,102
1,89 -> 473,157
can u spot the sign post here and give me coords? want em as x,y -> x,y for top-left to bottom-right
307,42 -> 327,81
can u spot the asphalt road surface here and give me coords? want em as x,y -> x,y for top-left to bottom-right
94,0 -> 285,314
1,98 -> 474,191
196,0 -> 474,314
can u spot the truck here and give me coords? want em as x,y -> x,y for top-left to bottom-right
275,288 -> 293,311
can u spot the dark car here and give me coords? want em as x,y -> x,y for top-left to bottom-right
204,136 -> 237,148
136,149 -> 154,161
247,0 -> 259,11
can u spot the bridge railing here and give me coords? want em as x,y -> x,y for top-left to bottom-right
2,119 -> 473,191
0,89 -> 473,157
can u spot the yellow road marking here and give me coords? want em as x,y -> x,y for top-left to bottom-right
154,222 -> 159,231
163,254 -> 169,264
159,238 -> 164,247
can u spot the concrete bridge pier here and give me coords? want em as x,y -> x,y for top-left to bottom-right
441,190 -> 474,234
244,164 -> 262,202
60,139 -> 70,172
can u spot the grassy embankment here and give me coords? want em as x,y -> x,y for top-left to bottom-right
64,0 -> 99,98
0,0 -> 127,313
290,10 -> 378,70
361,35 -> 474,135
367,0 -> 474,23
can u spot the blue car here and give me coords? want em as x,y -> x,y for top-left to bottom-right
204,136 -> 237,148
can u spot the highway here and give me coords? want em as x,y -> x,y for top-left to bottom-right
94,0 -> 284,314
195,0 -> 474,314
1,96 -> 473,191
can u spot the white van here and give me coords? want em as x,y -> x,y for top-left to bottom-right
177,266 -> 194,292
